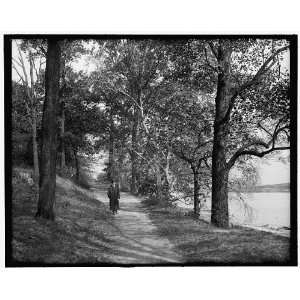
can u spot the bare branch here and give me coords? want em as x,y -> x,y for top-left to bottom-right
12,64 -> 26,85
12,57 -> 23,69
238,45 -> 289,93
227,125 -> 290,170
207,41 -> 218,59
204,46 -> 218,72
15,41 -> 30,87
203,157 -> 211,169
234,146 -> 290,159
39,45 -> 47,56
172,146 -> 193,165
258,122 -> 273,137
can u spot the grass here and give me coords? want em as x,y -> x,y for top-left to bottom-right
10,167 -> 121,265
143,202 -> 291,265
9,166 -> 291,265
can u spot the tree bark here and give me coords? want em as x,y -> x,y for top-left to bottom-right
32,107 -> 39,194
155,162 -> 163,202
108,109 -> 115,181
73,148 -> 80,181
130,110 -> 140,194
163,147 -> 174,196
60,100 -> 66,169
36,39 -> 61,220
117,148 -> 127,190
211,45 -> 232,228
193,169 -> 200,217
211,166 -> 229,227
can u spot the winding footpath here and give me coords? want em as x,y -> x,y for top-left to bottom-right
91,187 -> 183,264
81,154 -> 182,264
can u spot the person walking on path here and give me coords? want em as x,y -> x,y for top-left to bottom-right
107,180 -> 120,214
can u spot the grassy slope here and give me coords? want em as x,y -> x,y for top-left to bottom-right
143,203 -> 290,264
11,167 -> 290,265
11,168 -> 120,264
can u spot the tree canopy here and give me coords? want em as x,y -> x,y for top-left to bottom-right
11,37 -> 291,225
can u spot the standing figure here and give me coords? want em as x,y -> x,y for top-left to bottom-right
107,181 -> 120,214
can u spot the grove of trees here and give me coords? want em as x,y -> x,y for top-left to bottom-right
12,37 -> 291,227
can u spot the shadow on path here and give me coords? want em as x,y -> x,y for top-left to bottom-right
90,185 -> 183,264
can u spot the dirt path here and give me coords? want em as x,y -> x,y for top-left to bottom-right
80,154 -> 183,264
91,187 -> 183,264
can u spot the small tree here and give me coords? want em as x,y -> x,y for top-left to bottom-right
12,40 -> 46,194
169,91 -> 214,216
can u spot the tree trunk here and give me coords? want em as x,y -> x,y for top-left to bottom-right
117,149 -> 127,191
108,111 -> 115,181
130,110 -> 140,194
163,148 -> 174,196
193,170 -> 200,217
32,107 -> 39,194
211,167 -> 229,227
74,149 -> 80,181
155,163 -> 163,202
60,100 -> 66,169
211,45 -> 232,228
36,39 -> 61,220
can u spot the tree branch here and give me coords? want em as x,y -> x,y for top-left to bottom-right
227,136 -> 289,169
204,46 -> 218,72
207,41 -> 218,59
233,146 -> 290,159
258,121 -> 273,137
39,45 -> 47,56
172,146 -> 193,165
237,45 -> 289,93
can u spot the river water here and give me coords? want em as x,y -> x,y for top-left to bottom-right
176,192 -> 290,236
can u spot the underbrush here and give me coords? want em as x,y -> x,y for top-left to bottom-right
71,173 -> 91,190
56,165 -> 91,190
142,192 -> 176,208
56,166 -> 74,179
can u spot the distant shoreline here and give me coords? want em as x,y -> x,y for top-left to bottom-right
231,182 -> 290,193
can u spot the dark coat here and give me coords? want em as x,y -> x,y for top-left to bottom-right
107,184 -> 120,212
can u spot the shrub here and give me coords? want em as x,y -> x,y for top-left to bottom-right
71,173 -> 91,190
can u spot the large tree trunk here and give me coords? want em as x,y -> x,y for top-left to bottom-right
211,166 -> 229,227
32,107 -> 39,194
130,110 -> 140,194
193,170 -> 200,217
59,55 -> 66,169
60,100 -> 66,169
36,39 -> 61,220
211,45 -> 233,228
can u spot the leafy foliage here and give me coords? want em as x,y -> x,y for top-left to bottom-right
11,38 -> 291,221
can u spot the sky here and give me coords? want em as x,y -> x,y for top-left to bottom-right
12,40 -> 46,85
